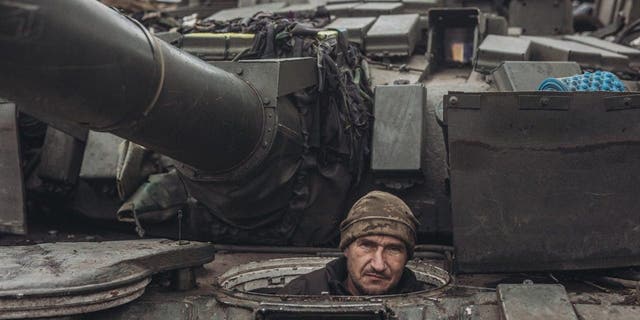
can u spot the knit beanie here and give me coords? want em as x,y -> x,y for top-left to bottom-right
339,191 -> 419,257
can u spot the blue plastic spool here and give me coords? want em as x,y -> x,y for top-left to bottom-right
537,71 -> 627,92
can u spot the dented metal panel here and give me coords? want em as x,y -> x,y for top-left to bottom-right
352,2 -> 404,17
182,33 -> 254,61
402,0 -> 443,14
0,240 -> 215,319
204,2 -> 287,21
371,84 -> 425,172
508,0 -> 573,35
38,126 -> 87,184
475,35 -> 531,73
325,3 -> 359,17
0,101 -> 25,235
575,305 -> 640,320
326,17 -> 377,46
365,14 -> 420,56
326,0 -> 360,3
498,284 -> 578,320
446,92 -> 640,272
484,14 -> 508,36
80,131 -> 125,179
492,61 -> 582,91
524,36 -> 630,72
182,33 -> 226,60
564,35 -> 640,68
594,0 -> 621,26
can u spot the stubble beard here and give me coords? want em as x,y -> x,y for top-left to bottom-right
350,270 -> 394,295
354,278 -> 389,295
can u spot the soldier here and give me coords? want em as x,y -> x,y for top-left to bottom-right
279,191 -> 425,295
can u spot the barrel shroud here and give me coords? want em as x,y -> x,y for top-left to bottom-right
0,0 -> 274,176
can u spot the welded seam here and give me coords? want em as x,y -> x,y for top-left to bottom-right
126,15 -> 165,117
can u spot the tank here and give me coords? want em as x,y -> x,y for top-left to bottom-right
2,0 -> 640,319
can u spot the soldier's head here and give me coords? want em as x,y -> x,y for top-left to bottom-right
339,191 -> 419,295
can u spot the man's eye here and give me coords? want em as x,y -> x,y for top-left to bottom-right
386,247 -> 403,255
359,242 -> 375,250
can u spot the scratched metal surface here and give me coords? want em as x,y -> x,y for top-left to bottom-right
0,102 -> 25,235
446,92 -> 640,273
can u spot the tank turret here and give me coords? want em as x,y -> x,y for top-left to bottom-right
0,0 -> 369,247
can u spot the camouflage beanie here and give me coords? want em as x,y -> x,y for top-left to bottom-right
339,191 -> 419,257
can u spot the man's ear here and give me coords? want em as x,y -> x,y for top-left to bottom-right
402,245 -> 409,264
343,247 -> 349,257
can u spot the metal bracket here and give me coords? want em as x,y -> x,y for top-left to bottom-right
180,58 -> 317,181
519,95 -> 570,110
443,93 -> 481,126
604,94 -> 640,111
426,8 -> 480,73
255,302 -> 388,320
445,94 -> 482,110
212,57 -> 317,100
475,35 -> 531,74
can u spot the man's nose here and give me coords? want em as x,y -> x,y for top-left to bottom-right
370,248 -> 387,272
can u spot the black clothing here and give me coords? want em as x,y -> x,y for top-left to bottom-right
278,257 -> 427,295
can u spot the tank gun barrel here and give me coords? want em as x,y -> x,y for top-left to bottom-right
0,0 -> 266,174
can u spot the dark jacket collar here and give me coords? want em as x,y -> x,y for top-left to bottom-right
324,256 -> 423,295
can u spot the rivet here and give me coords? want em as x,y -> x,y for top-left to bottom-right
624,97 -> 632,106
263,98 -> 271,105
448,96 -> 458,106
540,97 -> 550,106
235,68 -> 243,76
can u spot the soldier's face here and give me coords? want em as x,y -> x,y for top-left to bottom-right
344,235 -> 408,295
